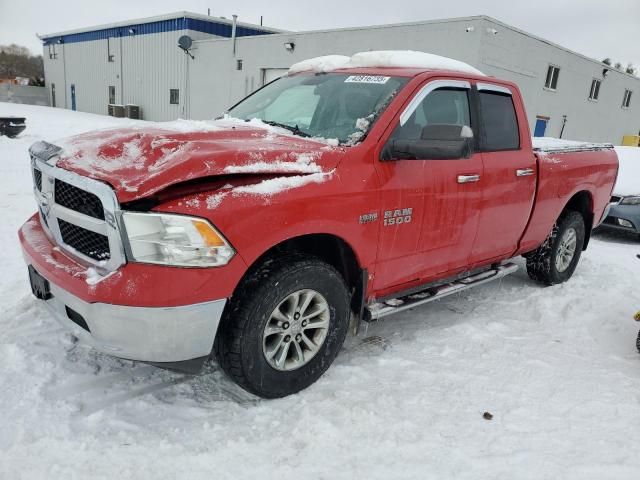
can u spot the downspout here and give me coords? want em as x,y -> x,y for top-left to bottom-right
119,32 -> 124,104
61,40 -> 68,109
231,15 -> 238,56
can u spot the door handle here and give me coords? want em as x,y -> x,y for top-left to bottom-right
516,168 -> 535,177
458,174 -> 481,184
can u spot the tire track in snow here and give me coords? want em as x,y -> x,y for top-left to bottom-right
76,375 -> 193,416
46,365 -> 158,399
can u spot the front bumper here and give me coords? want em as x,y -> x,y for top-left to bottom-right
19,214 -> 232,364
41,278 -> 225,363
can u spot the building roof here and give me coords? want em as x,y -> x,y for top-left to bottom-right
39,11 -> 283,45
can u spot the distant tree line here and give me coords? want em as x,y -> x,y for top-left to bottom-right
602,57 -> 636,76
0,44 -> 45,86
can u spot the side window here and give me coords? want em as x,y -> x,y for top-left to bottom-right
392,87 -> 471,141
478,91 -> 520,151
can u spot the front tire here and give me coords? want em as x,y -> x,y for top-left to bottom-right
215,256 -> 350,398
525,211 -> 586,286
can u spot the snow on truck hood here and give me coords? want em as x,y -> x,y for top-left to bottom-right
50,118 -> 343,203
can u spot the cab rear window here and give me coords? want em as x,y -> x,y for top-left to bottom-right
479,91 -> 520,151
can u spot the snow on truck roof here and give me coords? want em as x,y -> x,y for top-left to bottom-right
288,51 -> 485,76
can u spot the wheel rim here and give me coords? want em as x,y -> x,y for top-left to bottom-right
262,289 -> 330,371
555,227 -> 577,273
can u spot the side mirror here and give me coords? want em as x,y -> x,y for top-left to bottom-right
382,124 -> 474,161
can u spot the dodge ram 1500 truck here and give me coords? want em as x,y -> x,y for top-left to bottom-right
19,51 -> 618,398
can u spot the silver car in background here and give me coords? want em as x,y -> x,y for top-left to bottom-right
601,147 -> 640,238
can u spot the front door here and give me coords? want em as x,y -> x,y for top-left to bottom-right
373,79 -> 483,293
470,84 -> 537,264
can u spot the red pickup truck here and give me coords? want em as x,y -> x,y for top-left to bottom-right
19,52 -> 618,398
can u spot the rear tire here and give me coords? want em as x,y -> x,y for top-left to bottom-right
215,255 -> 350,398
525,211 -> 586,286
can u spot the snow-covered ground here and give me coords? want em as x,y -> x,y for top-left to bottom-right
2,102 -> 640,479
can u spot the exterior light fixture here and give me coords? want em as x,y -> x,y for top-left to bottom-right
284,42 -> 295,52
128,28 -> 136,35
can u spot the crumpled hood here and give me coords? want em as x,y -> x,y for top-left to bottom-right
52,120 -> 343,203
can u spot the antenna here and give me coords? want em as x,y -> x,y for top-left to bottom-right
178,35 -> 194,59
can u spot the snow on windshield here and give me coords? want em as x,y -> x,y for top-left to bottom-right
289,50 -> 484,76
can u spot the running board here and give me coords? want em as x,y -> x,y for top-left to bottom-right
365,262 -> 518,321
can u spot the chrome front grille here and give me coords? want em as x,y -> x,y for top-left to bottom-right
33,168 -> 42,191
58,219 -> 111,261
55,179 -> 105,220
30,143 -> 125,272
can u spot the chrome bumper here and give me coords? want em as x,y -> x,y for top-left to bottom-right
42,280 -> 226,363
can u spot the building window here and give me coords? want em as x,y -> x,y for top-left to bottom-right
107,38 -> 115,62
48,44 -> 58,60
622,89 -> 633,108
478,91 -> 520,151
588,79 -> 601,101
236,59 -> 243,71
544,65 -> 560,90
108,86 -> 115,104
170,89 -> 179,105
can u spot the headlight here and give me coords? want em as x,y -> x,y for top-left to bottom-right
620,196 -> 640,205
121,212 -> 235,267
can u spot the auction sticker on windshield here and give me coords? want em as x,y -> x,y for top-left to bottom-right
344,75 -> 390,84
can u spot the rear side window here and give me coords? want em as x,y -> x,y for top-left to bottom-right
479,91 -> 520,151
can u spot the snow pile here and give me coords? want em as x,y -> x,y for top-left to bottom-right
288,55 -> 350,74
232,171 -> 332,196
223,151 -> 323,175
224,160 -> 322,174
613,146 -> 640,196
289,50 -> 484,76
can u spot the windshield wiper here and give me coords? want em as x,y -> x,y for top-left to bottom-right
262,120 -> 311,138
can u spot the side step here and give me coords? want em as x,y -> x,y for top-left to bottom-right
365,262 -> 518,321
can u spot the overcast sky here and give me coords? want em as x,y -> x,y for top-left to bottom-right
1,0 -> 638,67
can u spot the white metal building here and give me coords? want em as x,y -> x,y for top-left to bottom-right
40,12 -> 281,121
42,13 -> 639,143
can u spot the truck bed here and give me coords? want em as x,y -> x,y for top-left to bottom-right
532,137 -> 614,154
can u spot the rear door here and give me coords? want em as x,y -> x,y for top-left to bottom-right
469,83 -> 536,264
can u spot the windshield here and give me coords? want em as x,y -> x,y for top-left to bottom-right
227,73 -> 409,144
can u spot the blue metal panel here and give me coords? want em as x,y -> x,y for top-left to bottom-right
533,118 -> 547,137
42,16 -> 274,45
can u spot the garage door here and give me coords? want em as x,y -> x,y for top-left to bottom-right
262,68 -> 289,85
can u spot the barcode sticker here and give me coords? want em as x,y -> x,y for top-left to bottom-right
344,75 -> 390,84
